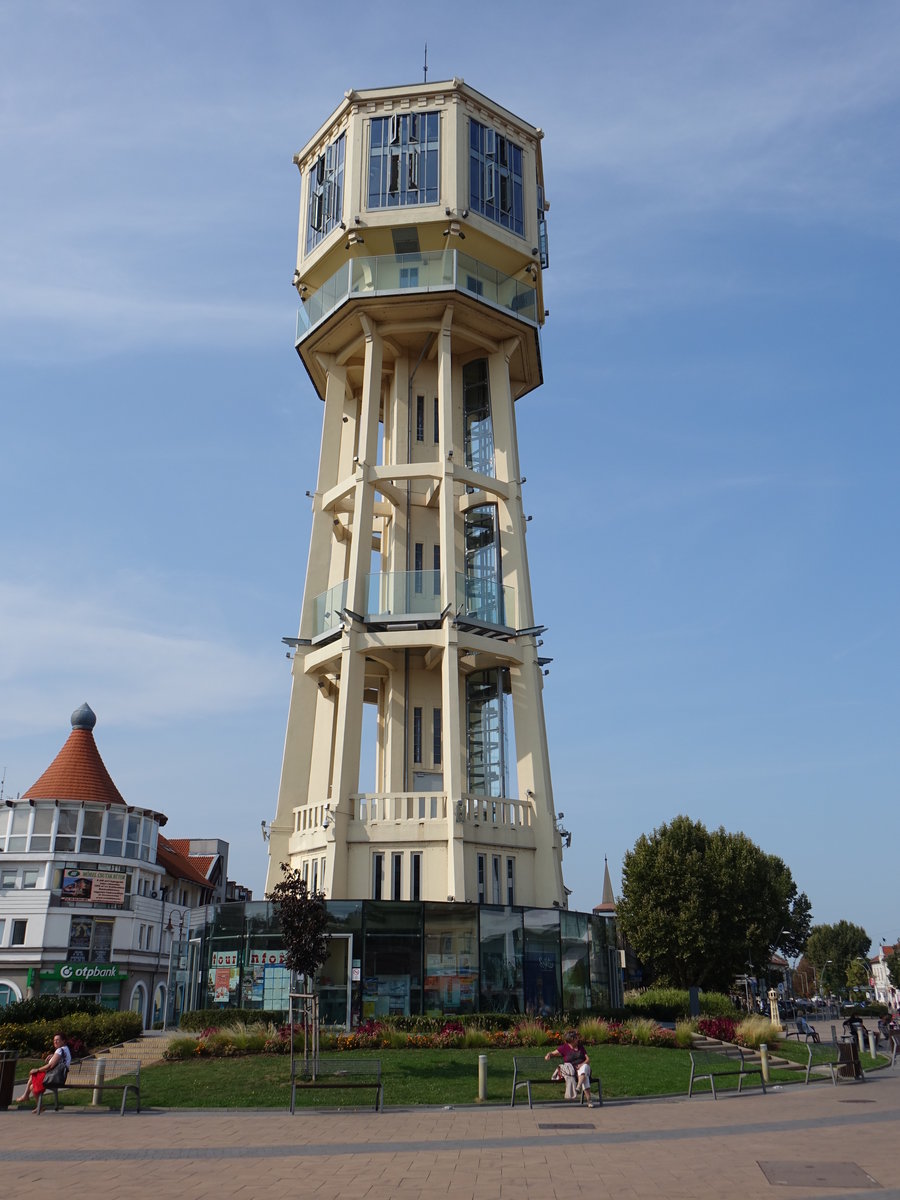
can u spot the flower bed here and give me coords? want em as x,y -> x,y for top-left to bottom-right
163,1016 -> 686,1060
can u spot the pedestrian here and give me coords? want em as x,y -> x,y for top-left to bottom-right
16,1032 -> 71,1111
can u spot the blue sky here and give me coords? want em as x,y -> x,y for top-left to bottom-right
2,1 -> 898,957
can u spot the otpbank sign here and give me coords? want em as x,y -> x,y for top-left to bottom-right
39,963 -> 129,982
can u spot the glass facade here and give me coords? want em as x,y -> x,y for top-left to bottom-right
196,900 -> 618,1024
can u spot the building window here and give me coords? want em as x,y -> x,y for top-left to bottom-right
104,810 -> 124,856
372,853 -> 384,900
433,396 -> 439,443
433,708 -> 442,766
311,859 -> 319,893
492,855 -> 502,905
22,868 -> 39,889
306,133 -> 346,254
11,920 -> 27,946
391,853 -> 402,901
399,265 -> 419,288
506,857 -> 515,906
320,857 -> 326,895
416,394 -> 425,442
464,504 -> 503,625
368,111 -> 439,209
414,542 -> 424,593
411,852 -> 422,902
413,707 -> 422,763
0,919 -> 5,945
477,854 -> 486,904
302,861 -> 309,885
1,869 -> 17,889
81,808 -> 103,854
55,805 -> 80,852
469,119 -> 525,236
433,545 -> 440,597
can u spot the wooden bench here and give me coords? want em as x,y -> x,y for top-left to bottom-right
36,1057 -> 141,1115
290,1058 -> 382,1112
688,1048 -> 766,1099
510,1055 -> 602,1108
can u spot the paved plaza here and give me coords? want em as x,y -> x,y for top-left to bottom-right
2,1063 -> 899,1200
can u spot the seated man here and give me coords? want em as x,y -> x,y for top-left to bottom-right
797,1016 -> 820,1042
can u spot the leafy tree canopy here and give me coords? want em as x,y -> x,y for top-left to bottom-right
617,814 -> 811,991
805,920 -> 870,995
266,863 -> 329,981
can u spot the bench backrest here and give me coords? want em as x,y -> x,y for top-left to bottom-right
690,1048 -> 746,1072
292,1058 -> 381,1080
65,1058 -> 142,1085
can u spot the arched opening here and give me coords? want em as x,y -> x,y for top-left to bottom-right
152,983 -> 166,1028
129,982 -> 147,1027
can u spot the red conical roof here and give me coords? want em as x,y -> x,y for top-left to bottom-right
23,703 -> 126,806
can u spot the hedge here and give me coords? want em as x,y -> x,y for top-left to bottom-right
0,997 -> 106,1024
179,1008 -> 288,1032
0,1011 -> 144,1056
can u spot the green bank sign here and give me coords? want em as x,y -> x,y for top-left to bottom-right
39,963 -> 129,982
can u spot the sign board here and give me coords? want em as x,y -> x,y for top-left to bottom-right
39,962 -> 128,982
60,866 -> 127,906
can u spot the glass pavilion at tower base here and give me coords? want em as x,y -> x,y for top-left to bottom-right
201,900 -> 620,1022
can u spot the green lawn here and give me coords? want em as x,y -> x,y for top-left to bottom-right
130,1045 -> 803,1109
17,1041 -> 876,1111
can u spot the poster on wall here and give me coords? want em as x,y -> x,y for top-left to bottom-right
60,866 -> 126,905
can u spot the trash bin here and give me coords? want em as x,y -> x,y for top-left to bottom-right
0,1049 -> 19,1109
837,1040 -> 862,1080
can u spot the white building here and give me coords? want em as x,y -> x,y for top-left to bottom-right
266,78 -> 566,910
0,703 -> 226,1024
871,947 -> 898,1011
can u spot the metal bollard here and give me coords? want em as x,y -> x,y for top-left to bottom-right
91,1058 -> 107,1106
759,1043 -> 770,1084
857,1028 -> 866,1054
477,1054 -> 487,1103
868,1031 -> 877,1059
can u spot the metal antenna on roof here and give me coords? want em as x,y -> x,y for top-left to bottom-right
423,42 -> 428,83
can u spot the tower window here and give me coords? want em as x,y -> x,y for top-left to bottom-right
372,853 -> 384,900
411,852 -> 422,901
433,708 -> 442,766
477,854 -> 486,905
469,119 -> 524,236
492,855 -> 501,905
414,542 -> 424,593
306,133 -> 345,254
413,707 -> 422,764
368,111 -> 440,209
391,853 -> 402,901
433,396 -> 439,442
416,395 -> 425,442
506,857 -> 515,906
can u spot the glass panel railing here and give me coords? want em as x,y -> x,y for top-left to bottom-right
313,579 -> 349,638
365,570 -> 442,618
313,572 -> 515,633
455,573 -> 515,628
297,251 -> 536,340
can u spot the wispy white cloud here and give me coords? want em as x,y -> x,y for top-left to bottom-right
0,577 -> 279,736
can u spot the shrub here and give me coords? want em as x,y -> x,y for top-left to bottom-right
674,1020 -> 696,1048
513,1019 -> 553,1047
463,1028 -> 490,1049
163,1038 -> 199,1061
735,1016 -> 779,1049
625,1018 -> 658,1046
0,996 -> 106,1024
579,1018 -> 611,1044
0,1011 -> 143,1056
697,1016 -> 737,1043
625,988 -> 738,1021
179,1008 -> 287,1032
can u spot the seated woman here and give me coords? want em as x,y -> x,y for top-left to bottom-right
17,1032 -> 71,1111
545,1029 -> 594,1107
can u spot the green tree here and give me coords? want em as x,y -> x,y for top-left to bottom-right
805,921 -> 870,997
266,863 -> 330,982
617,815 -> 811,991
